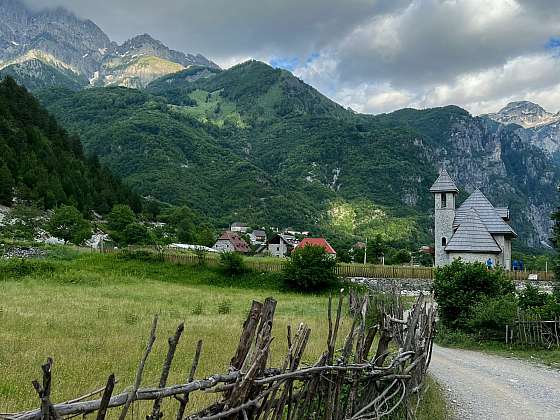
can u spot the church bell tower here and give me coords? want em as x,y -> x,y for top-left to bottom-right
430,169 -> 458,266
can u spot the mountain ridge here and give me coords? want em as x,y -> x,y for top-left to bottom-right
0,0 -> 218,89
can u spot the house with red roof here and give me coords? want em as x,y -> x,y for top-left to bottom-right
295,238 -> 337,256
213,231 -> 250,253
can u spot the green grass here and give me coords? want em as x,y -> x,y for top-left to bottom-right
0,250 -> 447,418
436,329 -> 560,368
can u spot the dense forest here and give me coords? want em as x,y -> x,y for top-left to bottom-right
0,76 -> 140,213
37,61 -> 559,250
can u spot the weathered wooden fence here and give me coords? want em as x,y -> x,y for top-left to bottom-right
4,292 -> 436,420
103,247 -> 554,282
506,313 -> 560,349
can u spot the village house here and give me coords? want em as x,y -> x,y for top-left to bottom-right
295,238 -> 337,257
213,231 -> 251,253
263,234 -> 299,258
230,222 -> 249,233
431,169 -> 517,270
249,229 -> 267,245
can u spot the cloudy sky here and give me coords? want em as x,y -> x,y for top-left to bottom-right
23,0 -> 560,115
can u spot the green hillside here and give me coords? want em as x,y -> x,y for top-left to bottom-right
37,61 -> 558,249
0,77 -> 138,213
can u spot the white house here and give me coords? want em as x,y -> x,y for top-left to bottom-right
265,234 -> 299,258
431,169 -> 517,270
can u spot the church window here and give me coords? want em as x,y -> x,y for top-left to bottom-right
442,237 -> 447,246
441,193 -> 447,208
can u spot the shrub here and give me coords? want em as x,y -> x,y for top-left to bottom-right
283,245 -> 338,292
219,252 -> 247,276
191,302 -> 204,315
518,284 -> 550,310
47,205 -> 91,245
468,295 -> 518,340
433,259 -> 515,330
0,259 -> 55,280
217,299 -> 232,314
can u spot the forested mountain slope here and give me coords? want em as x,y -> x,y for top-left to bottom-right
38,61 -> 559,248
0,77 -> 139,213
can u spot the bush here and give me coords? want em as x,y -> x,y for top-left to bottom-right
468,295 -> 518,340
283,245 -> 338,292
433,259 -> 515,330
217,299 -> 232,314
0,259 -> 55,280
219,252 -> 247,276
519,284 -> 560,319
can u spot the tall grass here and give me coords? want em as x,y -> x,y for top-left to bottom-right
0,250 -> 447,418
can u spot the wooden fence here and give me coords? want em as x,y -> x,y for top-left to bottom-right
4,292 -> 436,420
104,247 -> 554,282
506,313 -> 560,349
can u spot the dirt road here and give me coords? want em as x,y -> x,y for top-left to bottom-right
429,345 -> 560,419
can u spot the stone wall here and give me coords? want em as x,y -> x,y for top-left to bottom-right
349,277 -> 554,295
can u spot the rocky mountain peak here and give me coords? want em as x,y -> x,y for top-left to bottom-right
0,0 -> 218,88
486,100 -> 559,128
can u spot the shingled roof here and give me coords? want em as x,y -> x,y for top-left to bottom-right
430,169 -> 459,193
445,210 -> 502,253
453,189 -> 517,237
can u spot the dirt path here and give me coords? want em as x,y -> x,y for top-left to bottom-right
429,345 -> 560,419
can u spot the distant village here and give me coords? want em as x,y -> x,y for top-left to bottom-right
194,222 -> 338,259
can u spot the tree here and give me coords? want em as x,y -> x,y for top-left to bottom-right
283,245 -> 338,292
108,204 -> 136,244
0,162 -> 14,206
47,205 -> 91,245
433,259 -> 515,330
552,197 -> 560,298
123,222 -> 151,245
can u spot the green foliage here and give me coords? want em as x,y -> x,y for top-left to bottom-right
283,245 -> 338,292
219,252 -> 248,276
518,284 -> 560,319
0,77 -> 139,214
116,249 -> 164,263
468,295 -> 518,340
0,162 -> 14,205
123,223 -> 151,245
433,259 -> 515,330
0,258 -> 55,280
107,204 -> 137,245
46,205 -> 91,245
217,299 -> 232,314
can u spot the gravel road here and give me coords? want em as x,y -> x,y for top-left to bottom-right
429,345 -> 560,419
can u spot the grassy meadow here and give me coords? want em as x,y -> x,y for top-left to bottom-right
0,248 -> 447,418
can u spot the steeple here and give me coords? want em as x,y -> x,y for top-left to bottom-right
430,169 -> 459,193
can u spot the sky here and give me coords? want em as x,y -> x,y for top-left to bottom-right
23,0 -> 560,115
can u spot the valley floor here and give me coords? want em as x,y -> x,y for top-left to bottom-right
0,250 -> 448,419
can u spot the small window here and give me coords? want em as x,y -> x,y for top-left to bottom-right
442,237 -> 447,246
441,194 -> 447,208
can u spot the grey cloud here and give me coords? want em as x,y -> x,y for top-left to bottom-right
22,0 -> 410,63
334,0 -> 560,89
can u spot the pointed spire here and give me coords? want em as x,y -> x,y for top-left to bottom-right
430,168 -> 459,193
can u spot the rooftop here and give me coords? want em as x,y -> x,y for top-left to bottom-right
430,169 -> 459,193
446,210 -> 502,253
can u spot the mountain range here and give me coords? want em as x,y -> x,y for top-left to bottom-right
0,0 -> 218,90
0,0 -> 558,251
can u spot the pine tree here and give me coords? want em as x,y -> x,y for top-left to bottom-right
0,162 -> 14,206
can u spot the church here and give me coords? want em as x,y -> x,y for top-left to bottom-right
430,169 -> 517,270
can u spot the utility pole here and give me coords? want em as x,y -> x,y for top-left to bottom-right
363,238 -> 367,265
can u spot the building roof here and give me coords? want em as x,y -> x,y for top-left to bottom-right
216,231 -> 250,253
453,189 -> 517,237
231,222 -> 248,228
445,210 -> 502,253
252,230 -> 266,237
430,169 -> 459,193
268,234 -> 298,247
296,238 -> 337,254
